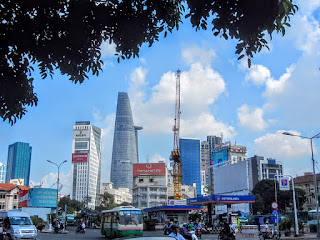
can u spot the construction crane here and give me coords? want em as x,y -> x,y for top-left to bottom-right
170,69 -> 182,200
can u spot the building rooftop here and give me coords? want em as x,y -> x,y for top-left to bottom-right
293,173 -> 320,184
0,183 -> 29,191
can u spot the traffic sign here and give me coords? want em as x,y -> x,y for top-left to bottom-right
271,201 -> 279,210
272,210 -> 278,215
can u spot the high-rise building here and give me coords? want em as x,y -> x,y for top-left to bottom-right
6,142 -> 32,186
71,121 -> 102,209
110,92 -> 142,191
202,135 -> 222,192
0,163 -> 5,183
180,138 -> 201,196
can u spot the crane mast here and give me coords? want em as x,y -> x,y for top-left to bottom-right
171,69 -> 182,200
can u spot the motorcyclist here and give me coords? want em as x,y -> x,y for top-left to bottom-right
168,224 -> 186,240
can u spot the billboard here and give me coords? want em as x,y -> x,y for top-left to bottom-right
133,163 -> 166,176
72,153 -> 88,162
212,146 -> 228,168
28,188 -> 57,208
214,160 -> 248,194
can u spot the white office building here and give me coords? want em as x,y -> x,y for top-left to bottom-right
71,121 -> 102,209
0,163 -> 5,183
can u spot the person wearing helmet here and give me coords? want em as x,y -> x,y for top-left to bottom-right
169,224 -> 186,240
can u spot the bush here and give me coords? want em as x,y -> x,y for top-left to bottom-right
30,216 -> 46,231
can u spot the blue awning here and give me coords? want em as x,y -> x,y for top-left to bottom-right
142,205 -> 203,212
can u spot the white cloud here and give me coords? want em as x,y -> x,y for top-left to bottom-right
254,130 -> 311,159
264,64 -> 295,97
149,154 -> 168,165
182,46 -> 216,66
100,41 -> 116,58
237,105 -> 268,131
129,62 -> 235,139
245,64 -> 271,86
31,171 -> 71,196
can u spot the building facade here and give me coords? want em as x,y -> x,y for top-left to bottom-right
180,138 -> 201,196
71,121 -> 102,209
0,163 -> 5,183
294,172 -> 320,211
6,142 -> 32,186
100,182 -> 132,205
201,136 -> 222,193
167,184 -> 197,199
0,183 -> 29,211
110,92 -> 142,192
132,163 -> 167,209
260,158 -> 283,180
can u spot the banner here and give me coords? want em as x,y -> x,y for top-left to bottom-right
279,177 -> 290,191
18,189 -> 29,208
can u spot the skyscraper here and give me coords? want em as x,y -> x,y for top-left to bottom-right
111,92 -> 142,191
71,121 -> 102,209
180,138 -> 201,196
6,142 -> 32,186
0,163 -> 5,183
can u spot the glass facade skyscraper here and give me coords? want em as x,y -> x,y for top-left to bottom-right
6,142 -> 32,186
180,138 -> 201,196
111,92 -> 142,192
71,121 -> 102,209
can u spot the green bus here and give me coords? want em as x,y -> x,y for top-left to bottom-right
101,206 -> 143,239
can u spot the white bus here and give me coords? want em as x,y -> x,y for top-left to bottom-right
101,206 -> 143,239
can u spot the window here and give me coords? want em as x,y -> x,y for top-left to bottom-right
75,142 -> 88,149
149,179 -> 154,183
139,179 -> 143,183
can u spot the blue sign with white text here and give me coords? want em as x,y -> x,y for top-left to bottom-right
28,188 -> 57,208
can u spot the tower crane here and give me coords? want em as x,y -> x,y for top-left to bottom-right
170,69 -> 182,200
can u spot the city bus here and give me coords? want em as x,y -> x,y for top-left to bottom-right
308,210 -> 319,232
101,206 -> 143,239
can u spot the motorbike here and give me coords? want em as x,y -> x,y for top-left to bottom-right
195,227 -> 201,239
218,230 -> 236,240
259,231 -> 280,240
163,225 -> 171,235
75,226 -> 86,234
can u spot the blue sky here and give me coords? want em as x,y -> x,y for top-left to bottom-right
1,0 -> 320,195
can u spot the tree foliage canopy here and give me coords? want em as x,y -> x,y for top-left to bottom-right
0,0 -> 298,124
252,179 -> 306,214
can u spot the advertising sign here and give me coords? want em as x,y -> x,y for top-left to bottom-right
212,146 -> 228,168
72,153 -> 88,162
279,177 -> 290,191
28,188 -> 57,208
18,189 -> 29,208
133,163 -> 166,176
73,129 -> 89,139
168,200 -> 187,205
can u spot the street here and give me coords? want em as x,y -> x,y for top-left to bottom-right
37,226 -> 319,240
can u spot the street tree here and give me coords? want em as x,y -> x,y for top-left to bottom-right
58,196 -> 83,214
252,179 -> 306,214
1,0 -> 298,124
96,192 -> 115,211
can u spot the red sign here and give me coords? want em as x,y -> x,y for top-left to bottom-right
133,163 -> 166,176
72,153 -> 88,162
18,189 -> 29,208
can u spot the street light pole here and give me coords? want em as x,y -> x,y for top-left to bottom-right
47,160 -> 67,216
283,132 -> 320,237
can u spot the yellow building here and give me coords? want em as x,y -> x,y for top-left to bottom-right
294,172 -> 320,211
